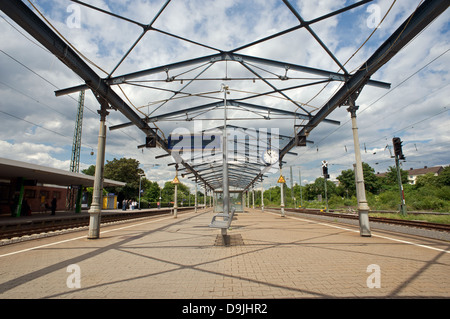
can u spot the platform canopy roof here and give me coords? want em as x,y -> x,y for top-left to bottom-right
0,157 -> 125,188
1,0 -> 447,192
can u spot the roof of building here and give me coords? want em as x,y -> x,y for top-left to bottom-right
0,157 -> 126,187
407,166 -> 443,176
376,165 -> 443,178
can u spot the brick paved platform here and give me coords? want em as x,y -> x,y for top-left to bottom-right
0,208 -> 449,299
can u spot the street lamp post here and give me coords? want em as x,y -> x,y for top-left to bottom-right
138,173 -> 144,210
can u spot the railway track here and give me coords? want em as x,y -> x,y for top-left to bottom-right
0,207 -> 194,240
2,206 -> 448,242
269,208 -> 450,232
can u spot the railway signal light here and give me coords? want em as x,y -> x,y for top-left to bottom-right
392,137 -> 405,160
295,134 -> 307,146
322,160 -> 330,179
146,134 -> 157,148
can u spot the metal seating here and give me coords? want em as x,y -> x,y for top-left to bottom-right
209,207 -> 236,232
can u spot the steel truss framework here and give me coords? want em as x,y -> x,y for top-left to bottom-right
1,0 -> 448,194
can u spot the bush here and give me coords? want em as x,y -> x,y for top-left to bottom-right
328,195 -> 344,208
404,185 -> 450,212
375,190 -> 399,210
409,196 -> 446,211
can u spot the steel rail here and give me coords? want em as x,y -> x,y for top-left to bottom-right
267,207 -> 450,232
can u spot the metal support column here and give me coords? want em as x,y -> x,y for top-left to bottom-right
247,191 -> 250,208
174,183 -> 178,218
347,103 -> 371,237
261,179 -> 264,212
299,168 -> 303,208
280,165 -> 285,217
14,177 -> 25,217
290,166 -> 294,207
174,165 -> 178,218
88,102 -> 109,239
222,85 -> 230,236
280,183 -> 285,217
252,185 -> 255,209
209,188 -> 212,207
204,182 -> 207,210
195,178 -> 198,213
75,185 -> 82,214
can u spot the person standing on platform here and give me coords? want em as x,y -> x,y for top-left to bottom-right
51,196 -> 57,215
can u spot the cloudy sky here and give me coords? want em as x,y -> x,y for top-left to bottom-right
0,0 -> 449,192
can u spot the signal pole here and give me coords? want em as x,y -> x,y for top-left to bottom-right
393,137 -> 407,216
298,168 -> 303,208
322,160 -> 329,213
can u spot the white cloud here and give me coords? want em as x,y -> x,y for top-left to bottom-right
0,140 -> 70,169
0,0 -> 448,190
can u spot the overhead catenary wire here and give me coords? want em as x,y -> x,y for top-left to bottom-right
2,0 -> 446,190
296,44 -> 450,158
305,103 -> 449,172
0,45 -> 145,154
26,0 -> 168,143
0,109 -> 96,151
291,0 -> 398,140
328,51 -> 450,159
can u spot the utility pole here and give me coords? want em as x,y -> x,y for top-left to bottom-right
138,173 -> 144,209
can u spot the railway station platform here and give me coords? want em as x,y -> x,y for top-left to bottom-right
0,208 -> 449,301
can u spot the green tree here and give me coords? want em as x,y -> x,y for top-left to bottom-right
292,184 -> 306,206
383,165 -> 408,186
437,166 -> 450,186
264,186 -> 281,205
103,157 -> 144,199
302,178 -> 336,201
336,162 -> 381,196
81,165 -> 96,176
415,172 -> 439,188
161,181 -> 191,204
142,180 -> 161,202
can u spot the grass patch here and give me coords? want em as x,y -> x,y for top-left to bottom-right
369,213 -> 450,224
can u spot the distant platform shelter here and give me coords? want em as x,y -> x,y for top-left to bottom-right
0,157 -> 125,216
214,190 -> 244,213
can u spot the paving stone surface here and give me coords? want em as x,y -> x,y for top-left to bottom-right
0,208 -> 449,299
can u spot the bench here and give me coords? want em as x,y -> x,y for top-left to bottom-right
209,207 -> 236,236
